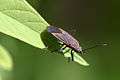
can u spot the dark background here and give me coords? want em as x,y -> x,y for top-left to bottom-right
1,0 -> 120,80
27,0 -> 120,80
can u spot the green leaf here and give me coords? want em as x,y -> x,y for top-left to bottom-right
0,75 -> 1,80
63,47 -> 89,66
0,0 -> 89,66
0,0 -> 49,49
40,27 -> 89,66
0,45 -> 13,71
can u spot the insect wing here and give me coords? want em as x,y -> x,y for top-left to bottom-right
48,26 -> 68,43
48,26 -> 62,33
51,32 -> 69,44
59,28 -> 80,52
48,26 -> 81,52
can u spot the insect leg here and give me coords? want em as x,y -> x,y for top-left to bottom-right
59,45 -> 67,52
71,50 -> 74,61
63,48 -> 70,53
58,41 -> 64,46
62,45 -> 67,50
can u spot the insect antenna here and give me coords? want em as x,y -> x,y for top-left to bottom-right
82,43 -> 108,52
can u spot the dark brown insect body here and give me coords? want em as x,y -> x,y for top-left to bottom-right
48,26 -> 82,61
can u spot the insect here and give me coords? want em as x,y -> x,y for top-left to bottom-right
48,26 -> 83,61
48,26 -> 107,61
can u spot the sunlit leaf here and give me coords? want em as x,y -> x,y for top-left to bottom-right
0,0 -> 89,66
63,47 -> 89,66
0,0 -> 49,49
0,45 -> 13,71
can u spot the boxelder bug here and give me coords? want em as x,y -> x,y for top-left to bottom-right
48,26 -> 107,61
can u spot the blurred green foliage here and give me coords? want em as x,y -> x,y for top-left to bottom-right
0,0 -> 120,80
